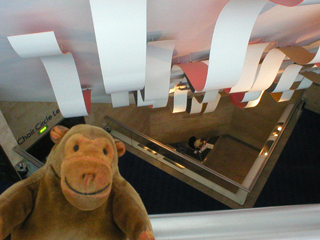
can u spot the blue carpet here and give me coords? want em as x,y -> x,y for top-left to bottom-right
118,152 -> 230,214
254,109 -> 320,207
1,110 -> 318,213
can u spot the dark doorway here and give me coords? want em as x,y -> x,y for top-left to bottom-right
0,146 -> 21,194
26,117 -> 85,163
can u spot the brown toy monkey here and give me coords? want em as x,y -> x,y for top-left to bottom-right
0,124 -> 155,240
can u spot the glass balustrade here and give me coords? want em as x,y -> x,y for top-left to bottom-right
104,98 -> 303,205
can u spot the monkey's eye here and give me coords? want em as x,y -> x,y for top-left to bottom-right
103,148 -> 108,155
74,144 -> 79,152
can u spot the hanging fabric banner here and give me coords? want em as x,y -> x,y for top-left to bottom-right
8,31 -> 89,118
143,40 -> 176,102
229,43 -> 271,93
90,0 -> 147,107
172,89 -> 188,113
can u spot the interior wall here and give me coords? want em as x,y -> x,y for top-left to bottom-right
148,96 -> 233,144
303,83 -> 320,114
84,92 -> 300,150
227,91 -> 303,150
0,110 -> 24,166
84,103 -> 152,136
0,91 -> 303,152
84,96 -> 234,145
0,88 -> 305,166
0,102 -> 63,150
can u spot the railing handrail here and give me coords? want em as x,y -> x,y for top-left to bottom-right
14,146 -> 44,168
247,98 -> 304,192
105,116 -> 250,192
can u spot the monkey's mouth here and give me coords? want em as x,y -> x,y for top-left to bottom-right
65,177 -> 110,196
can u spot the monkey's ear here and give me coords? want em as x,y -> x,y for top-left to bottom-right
50,125 -> 69,144
115,139 -> 126,157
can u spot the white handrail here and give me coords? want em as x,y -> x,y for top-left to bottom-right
150,204 -> 320,240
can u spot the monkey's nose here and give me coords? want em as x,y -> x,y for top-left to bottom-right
82,173 -> 96,179
82,173 -> 96,188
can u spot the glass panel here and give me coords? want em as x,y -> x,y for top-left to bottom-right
105,116 -> 246,193
104,98 -> 301,197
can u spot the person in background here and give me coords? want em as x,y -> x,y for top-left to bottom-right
189,137 -> 214,154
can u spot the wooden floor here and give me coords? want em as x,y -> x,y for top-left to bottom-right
203,135 -> 259,185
